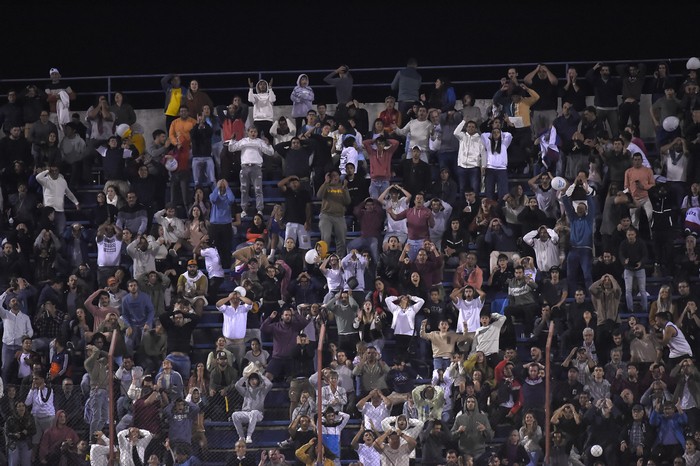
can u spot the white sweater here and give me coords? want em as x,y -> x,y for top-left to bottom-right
35,170 -> 78,212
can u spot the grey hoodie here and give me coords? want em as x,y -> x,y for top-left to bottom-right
235,374 -> 272,412
248,80 -> 276,122
451,398 -> 494,457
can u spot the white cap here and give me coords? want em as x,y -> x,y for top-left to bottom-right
49,67 -> 60,76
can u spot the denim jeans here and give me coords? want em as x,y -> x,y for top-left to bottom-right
240,164 -> 264,212
87,387 -> 109,437
438,150 -> 458,180
406,238 -> 424,262
191,157 -> 216,188
566,247 -> 593,296
165,353 -> 192,382
457,167 -> 481,194
369,179 -> 390,200
347,236 -> 379,264
484,168 -> 508,202
624,268 -> 648,312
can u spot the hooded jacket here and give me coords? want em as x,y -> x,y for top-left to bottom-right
248,80 -> 276,122
39,410 -> 79,462
451,399 -> 494,456
235,374 -> 272,412
290,74 -> 315,118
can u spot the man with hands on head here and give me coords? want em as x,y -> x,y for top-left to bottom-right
373,425 -> 417,466
216,289 -> 253,371
209,178 -> 236,269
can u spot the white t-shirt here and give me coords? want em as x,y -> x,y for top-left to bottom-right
383,197 -> 408,234
455,296 -> 484,333
97,235 -> 122,267
200,247 -> 225,278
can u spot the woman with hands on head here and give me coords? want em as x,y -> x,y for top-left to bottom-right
384,293 -> 425,356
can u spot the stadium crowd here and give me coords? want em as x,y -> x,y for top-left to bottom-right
0,58 -> 698,466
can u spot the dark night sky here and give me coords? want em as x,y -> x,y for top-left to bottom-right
3,3 -> 699,105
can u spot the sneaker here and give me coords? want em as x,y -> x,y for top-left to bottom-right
257,211 -> 264,216
240,210 -> 247,218
278,439 -> 292,448
245,435 -> 253,444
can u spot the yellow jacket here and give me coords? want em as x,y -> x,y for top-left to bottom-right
295,440 -> 335,466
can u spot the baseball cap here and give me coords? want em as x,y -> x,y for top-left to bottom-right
632,403 -> 644,411
187,259 -> 198,266
216,351 -> 227,359
411,144 -> 421,150
107,277 -> 118,286
49,67 -> 60,76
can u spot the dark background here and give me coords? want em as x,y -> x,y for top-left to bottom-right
3,3 -> 699,108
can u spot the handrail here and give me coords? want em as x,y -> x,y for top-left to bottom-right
1,57 -> 690,105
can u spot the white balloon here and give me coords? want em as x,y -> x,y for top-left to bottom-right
305,249 -> 319,264
234,286 -> 247,297
590,445 -> 603,457
551,176 -> 567,191
165,158 -> 178,172
663,116 -> 679,132
687,57 -> 700,70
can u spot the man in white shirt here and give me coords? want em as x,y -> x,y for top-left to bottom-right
215,290 -> 253,371
24,372 -> 55,448
196,236 -> 225,304
522,225 -> 560,273
0,291 -> 33,381
451,285 -> 486,334
35,163 -> 80,236
227,126 -> 273,216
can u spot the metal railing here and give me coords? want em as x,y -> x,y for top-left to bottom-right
1,58 -> 691,109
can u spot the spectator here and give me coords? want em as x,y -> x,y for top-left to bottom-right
650,400 -> 688,464
451,395 -> 494,460
261,308 -> 309,382
159,307 -> 200,382
655,312 -> 694,370
373,428 -> 417,466
317,169 -> 351,258
562,175 -> 596,295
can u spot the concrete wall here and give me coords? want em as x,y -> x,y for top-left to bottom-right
76,96 -> 656,143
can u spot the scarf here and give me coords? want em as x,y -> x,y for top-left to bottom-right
183,270 -> 205,293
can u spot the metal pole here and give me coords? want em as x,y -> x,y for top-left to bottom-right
544,321 -> 555,465
316,323 -> 326,466
108,329 -> 118,465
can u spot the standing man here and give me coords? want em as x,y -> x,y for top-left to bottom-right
121,279 -> 155,354
161,74 -> 187,132
388,192 -> 435,261
35,162 -> 80,236
228,126 -> 273,217
216,290 -> 253,371
277,176 -> 313,251
618,228 -> 648,314
562,175 -> 596,296
317,170 -> 351,259
209,179 -> 236,269
0,290 -> 33,382
24,372 -> 55,459
261,308 -> 310,382
391,57 -> 422,123
624,152 -> 656,235
586,62 -> 621,139
84,343 -> 110,438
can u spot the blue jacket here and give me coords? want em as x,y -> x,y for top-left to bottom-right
650,409 -> 687,448
563,194 -> 595,249
209,187 -> 235,224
